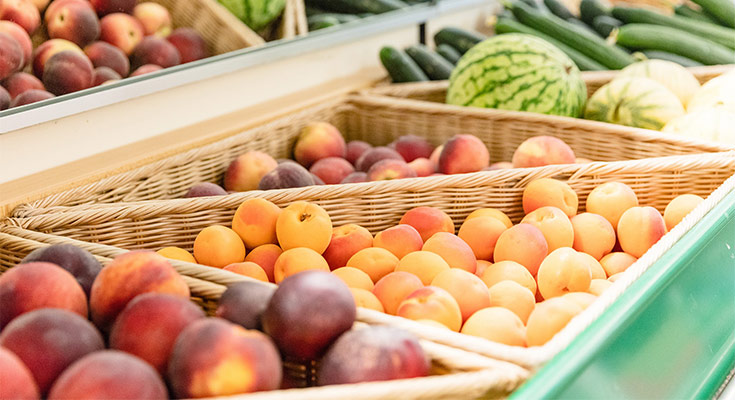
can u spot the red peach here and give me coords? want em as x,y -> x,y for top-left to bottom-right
0,86 -> 8,110
0,346 -> 39,400
244,244 -> 282,282
30,0 -> 48,11
133,2 -> 171,36
511,136 -> 576,168
84,41 -> 129,77
355,146 -> 403,172
399,206 -> 455,242
91,66 -> 119,85
310,156 -> 354,184
408,157 -> 436,177
42,50 -> 93,95
166,27 -> 208,63
99,13 -> 144,55
322,224 -> 374,270
2,72 -> 43,99
429,144 -> 442,165
0,0 -> 40,34
44,0 -> 91,24
90,0 -> 136,16
367,159 -> 417,181
373,224 -> 423,259
391,134 -> 434,162
0,32 -> 23,80
438,134 -> 489,174
486,161 -> 513,170
131,35 -> 180,69
0,21 -> 31,66
293,122 -> 346,168
46,0 -> 100,47
32,38 -> 83,78
129,63 -> 161,76
9,88 -> 53,106
345,140 -> 372,165
224,150 -> 278,191
341,171 -> 368,184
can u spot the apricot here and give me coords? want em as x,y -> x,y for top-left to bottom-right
460,307 -> 526,346
488,280 -> 535,324
466,208 -> 513,228
223,262 -> 269,282
322,224 -> 373,270
332,267 -> 374,290
475,260 -> 492,277
664,194 -> 704,231
458,216 -> 506,260
0,346 -> 39,400
350,288 -> 385,312
586,182 -> 639,229
276,201 -> 332,253
193,225 -> 246,268
396,286 -> 462,331
273,247 -> 329,284
520,206 -> 574,252
578,251 -> 606,280
562,292 -> 597,309
156,246 -> 196,263
511,135 -> 576,168
346,247 -> 399,283
526,297 -> 583,346
599,252 -> 637,277
422,232 -> 477,273
617,206 -> 666,258
522,178 -> 578,217
372,271 -> 424,315
480,260 -> 537,295
394,250 -> 450,285
537,248 -> 592,299
431,268 -> 490,322
373,224 -> 423,259
493,224 -> 548,276
588,279 -> 613,296
244,244 -> 281,283
232,198 -> 281,249
399,206 -> 455,241
571,212 -> 616,260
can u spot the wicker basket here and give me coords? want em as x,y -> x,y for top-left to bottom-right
4,152 -> 735,370
0,228 -> 529,399
10,94 -> 733,218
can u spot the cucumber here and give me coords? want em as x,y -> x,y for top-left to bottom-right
580,0 -> 611,25
543,0 -> 575,19
494,16 -> 606,70
674,4 -> 720,24
566,17 -> 603,37
434,27 -> 486,54
405,44 -> 455,80
509,0 -> 635,69
612,6 -> 735,50
436,44 -> 462,65
379,46 -> 429,83
692,0 -> 735,28
592,15 -> 622,37
640,50 -> 705,67
306,0 -> 408,14
308,15 -> 341,30
615,24 -> 735,65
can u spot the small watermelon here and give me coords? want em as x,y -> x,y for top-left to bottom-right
218,0 -> 287,32
446,33 -> 587,118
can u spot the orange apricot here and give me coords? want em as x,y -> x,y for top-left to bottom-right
493,223 -> 548,276
430,269 -> 490,322
562,292 -> 597,310
664,194 -> 704,231
373,224 -> 423,259
522,178 -> 578,217
465,208 -> 513,229
570,212 -> 616,260
372,271 -> 424,315
156,247 -> 196,263
585,182 -> 639,229
480,260 -> 537,295
588,279 -> 612,296
617,206 -> 666,258
460,307 -> 526,347
394,251 -> 450,285
346,247 -> 399,283
273,247 -> 329,283
488,280 -> 535,324
331,267 -> 374,291
399,206 -> 455,242
276,201 -> 332,253
599,252 -> 637,277
231,198 -> 281,249
244,244 -> 282,283
457,217 -> 507,260
349,288 -> 384,312
193,225 -> 246,268
222,262 -> 269,282
475,260 -> 492,277
526,297 -> 583,346
520,206 -> 574,252
322,224 -> 373,270
422,232 -> 477,273
396,286 -> 462,332
536,248 -> 592,299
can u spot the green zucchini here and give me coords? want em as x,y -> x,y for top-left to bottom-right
566,16 -> 603,37
494,16 -> 606,70
405,44 -> 455,80
674,4 -> 720,24
308,15 -> 341,30
639,50 -> 705,67
612,6 -> 735,50
580,0 -> 611,25
615,24 -> 735,65
306,0 -> 408,14
543,0 -> 576,19
435,44 -> 462,65
379,46 -> 429,83
433,27 -> 486,54
592,15 -> 622,37
509,0 -> 635,69
692,0 -> 735,28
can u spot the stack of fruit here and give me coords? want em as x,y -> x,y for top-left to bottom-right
0,243 -> 430,399
305,0 -> 419,31
161,176 -> 705,347
0,0 -> 209,110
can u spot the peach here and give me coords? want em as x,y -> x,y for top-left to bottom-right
312,171 -> 326,184
526,297 -> 583,346
131,35 -> 180,69
99,13 -> 144,55
216,281 -> 275,330
258,161 -> 315,190
599,252 -> 637,277
400,206 -> 455,241
458,217 -> 506,260
408,157 -> 436,177
42,50 -> 93,95
521,206 -> 574,252
46,0 -> 100,47
0,86 -> 8,109
341,171 -> 368,183
571,212 -> 616,260
223,262 -> 269,282
347,247 -> 400,283
293,122 -> 346,168
576,157 -> 593,164
391,134 -> 434,162
90,0 -> 136,16
332,266 -> 374,290
367,159 -> 417,181
562,292 -> 597,309
488,280 -> 535,324
465,207 -> 513,228
438,134 -> 489,174
223,151 -> 277,191
129,63 -> 161,76
322,224 -> 373,270
231,198 -> 280,249
20,243 -> 102,297
586,181 -> 639,229
588,278 -> 612,296
396,286 -> 462,331
133,2 -> 171,36
48,350 -> 168,400
0,262 -> 87,329
537,248 -> 592,299
578,251 -> 606,280
84,40 -> 129,77
44,0 -> 90,24
373,224 -> 423,259
31,0 -> 47,11
355,146 -> 404,172
486,161 -> 513,170
511,136 -> 575,168
109,293 -> 205,374
91,66 -> 119,85
276,201 -> 332,253
345,140 -> 372,165
89,250 -> 190,331
166,27 -> 208,63
617,206 -> 666,258
263,270 -> 355,360
480,260 -> 537,295
0,32 -> 23,80
394,250 -> 450,285
460,307 -> 526,346
168,319 -> 282,397
664,194 -> 704,231
429,144 -> 442,164
193,225 -> 246,268
493,223 -> 548,276
431,268 -> 490,322
0,0 -> 40,34
184,181 -> 227,197
310,156 -> 354,184
522,178 -> 578,217
0,346 -> 39,400
350,288 -> 384,312
372,271 -> 424,315
9,88 -> 53,106
244,244 -> 281,282
273,247 -> 329,283
422,231 -> 477,273
475,259 -> 492,277
0,21 -> 31,66
31,38 -> 82,77
0,309 -> 104,395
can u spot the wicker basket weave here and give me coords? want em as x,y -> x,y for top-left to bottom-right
10,94 -> 733,218
0,228 -> 529,399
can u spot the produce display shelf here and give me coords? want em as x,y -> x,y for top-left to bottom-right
511,173 -> 735,399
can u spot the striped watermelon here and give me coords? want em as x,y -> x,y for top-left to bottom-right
446,33 -> 587,117
218,0 -> 287,31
